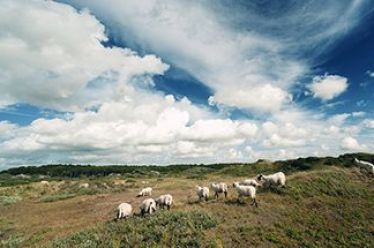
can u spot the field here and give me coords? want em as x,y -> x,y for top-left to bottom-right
0,154 -> 373,247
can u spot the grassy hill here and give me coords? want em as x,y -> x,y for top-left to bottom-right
0,153 -> 373,247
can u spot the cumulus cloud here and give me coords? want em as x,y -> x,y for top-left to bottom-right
366,70 -> 374,77
62,0 -> 370,112
341,136 -> 367,151
0,102 -> 258,166
363,119 -> 374,129
308,75 -> 348,100
0,0 -> 168,111
0,0 -> 373,169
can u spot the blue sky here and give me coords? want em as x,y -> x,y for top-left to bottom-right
0,0 -> 373,169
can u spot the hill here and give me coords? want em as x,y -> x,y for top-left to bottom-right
0,153 -> 373,247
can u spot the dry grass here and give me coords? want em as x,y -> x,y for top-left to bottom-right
0,166 -> 373,247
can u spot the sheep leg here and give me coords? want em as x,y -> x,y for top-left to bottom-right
251,198 -> 258,207
215,192 -> 218,199
167,205 -> 170,210
205,196 -> 208,201
141,209 -> 145,217
224,191 -> 227,198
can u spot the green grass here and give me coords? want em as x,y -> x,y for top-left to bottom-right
0,196 -> 22,206
50,210 -> 218,248
40,193 -> 77,203
0,234 -> 25,248
0,155 -> 373,247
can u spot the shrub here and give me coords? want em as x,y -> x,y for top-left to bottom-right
50,210 -> 218,248
0,196 -> 22,206
40,193 -> 76,203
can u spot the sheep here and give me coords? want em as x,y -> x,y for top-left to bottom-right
354,158 -> 374,174
210,182 -> 228,199
117,203 -> 132,219
241,179 -> 260,188
140,198 -> 157,216
257,172 -> 286,188
155,194 -> 173,210
79,183 -> 89,189
233,182 -> 257,207
40,180 -> 49,186
196,186 -> 209,201
137,187 -> 153,197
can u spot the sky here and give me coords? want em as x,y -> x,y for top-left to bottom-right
0,0 -> 373,169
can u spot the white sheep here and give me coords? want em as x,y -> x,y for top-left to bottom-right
354,158 -> 374,174
155,194 -> 173,210
196,186 -> 209,201
210,182 -> 228,198
117,203 -> 132,219
137,187 -> 153,197
40,180 -> 49,186
79,183 -> 89,189
233,182 -> 257,207
241,179 -> 260,188
140,198 -> 157,216
257,172 -> 286,188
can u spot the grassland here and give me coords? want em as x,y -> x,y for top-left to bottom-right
0,154 -> 373,247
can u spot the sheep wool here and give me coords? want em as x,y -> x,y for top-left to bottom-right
155,194 -> 173,209
257,172 -> 286,188
196,186 -> 209,201
354,158 -> 374,174
233,182 -> 257,207
140,198 -> 157,216
117,203 -> 132,219
210,182 -> 228,198
137,187 -> 153,197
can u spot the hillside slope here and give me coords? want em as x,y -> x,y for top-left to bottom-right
0,156 -> 373,247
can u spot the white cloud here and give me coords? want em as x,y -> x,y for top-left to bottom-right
210,84 -> 292,112
0,0 -> 168,111
363,119 -> 374,129
63,0 -> 370,112
308,75 -> 348,100
341,136 -> 367,151
0,0 -> 373,169
366,70 -> 374,77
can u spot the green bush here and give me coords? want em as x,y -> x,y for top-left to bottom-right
0,234 -> 25,248
50,210 -> 218,248
0,196 -> 22,206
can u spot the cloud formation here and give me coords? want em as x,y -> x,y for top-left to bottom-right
308,75 -> 348,100
0,0 -> 168,111
0,0 -> 372,169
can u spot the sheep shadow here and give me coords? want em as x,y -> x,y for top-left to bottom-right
259,186 -> 287,195
224,198 -> 258,207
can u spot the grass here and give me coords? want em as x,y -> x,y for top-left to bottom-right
40,193 -> 77,203
50,210 -> 218,248
0,159 -> 373,247
0,195 -> 22,206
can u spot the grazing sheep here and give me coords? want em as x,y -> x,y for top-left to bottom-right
117,203 -> 132,219
79,183 -> 89,189
40,180 -> 49,186
140,198 -> 157,216
233,182 -> 257,207
155,194 -> 173,210
241,179 -> 260,187
210,182 -> 228,198
137,187 -> 153,197
257,172 -> 286,188
196,186 -> 209,201
354,158 -> 374,174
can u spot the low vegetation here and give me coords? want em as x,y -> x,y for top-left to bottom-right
0,153 -> 373,247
